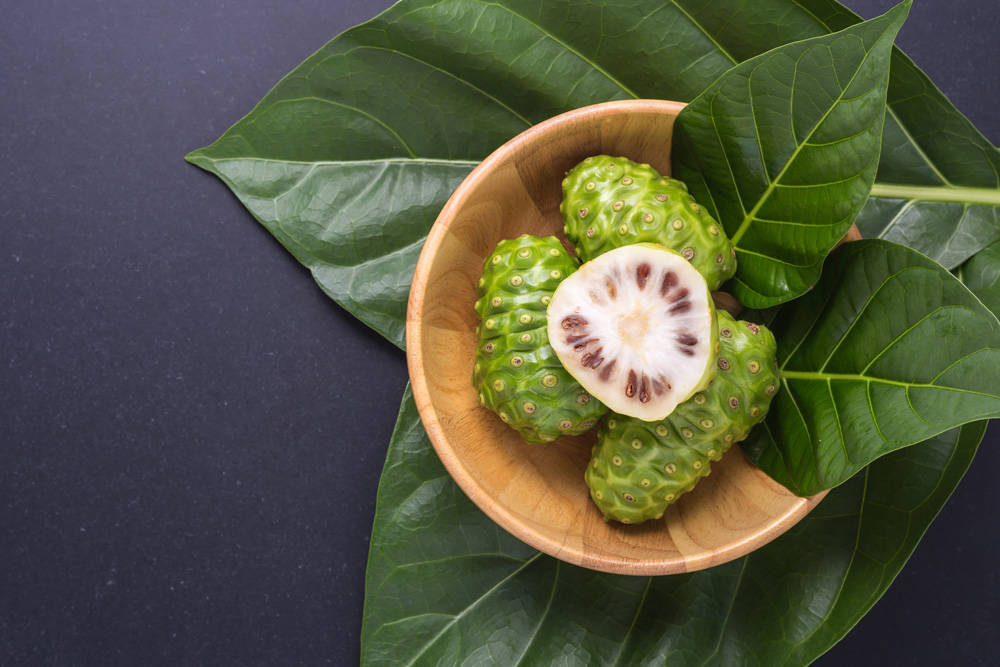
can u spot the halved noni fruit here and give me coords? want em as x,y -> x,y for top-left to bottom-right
547,244 -> 717,421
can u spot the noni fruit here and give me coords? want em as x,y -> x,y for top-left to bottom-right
560,155 -> 737,290
546,243 -> 718,422
585,310 -> 778,522
473,235 -> 608,443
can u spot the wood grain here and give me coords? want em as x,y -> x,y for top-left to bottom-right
406,100 -> 827,576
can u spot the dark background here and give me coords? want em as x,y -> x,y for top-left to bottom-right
1,0 -> 997,664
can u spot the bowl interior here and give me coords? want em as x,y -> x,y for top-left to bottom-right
407,100 -> 824,575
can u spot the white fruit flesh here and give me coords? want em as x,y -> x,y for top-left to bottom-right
547,244 -> 716,421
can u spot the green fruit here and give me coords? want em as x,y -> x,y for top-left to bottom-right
585,311 -> 778,522
585,417 -> 712,524
560,155 -> 737,289
473,235 -> 608,443
670,311 -> 779,446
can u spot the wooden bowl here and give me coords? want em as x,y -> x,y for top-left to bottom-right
406,100 -> 827,576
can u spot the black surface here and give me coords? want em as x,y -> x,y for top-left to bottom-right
1,0 -> 996,664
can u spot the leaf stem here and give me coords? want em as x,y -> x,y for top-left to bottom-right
870,183 -> 1000,205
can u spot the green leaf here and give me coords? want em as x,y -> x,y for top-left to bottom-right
671,3 -> 909,308
741,240 -> 1000,496
674,0 -> 1000,269
189,0 -> 998,348
852,37 -> 1000,268
361,385 -> 985,666
184,155 -> 475,348
958,239 -> 1000,319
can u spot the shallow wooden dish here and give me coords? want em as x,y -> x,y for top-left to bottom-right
406,100 -> 827,576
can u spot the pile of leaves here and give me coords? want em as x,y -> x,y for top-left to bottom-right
188,0 -> 999,664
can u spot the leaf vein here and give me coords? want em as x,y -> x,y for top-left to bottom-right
400,552 -> 544,667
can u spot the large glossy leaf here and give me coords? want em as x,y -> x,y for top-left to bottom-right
958,239 -> 1000,319
671,3 -> 907,308
677,0 -> 1000,271
361,385 -> 985,666
813,7 -> 1000,269
189,0 -> 1000,348
183,156 -> 475,347
741,240 -> 1000,495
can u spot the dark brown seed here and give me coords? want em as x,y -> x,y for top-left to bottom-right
652,377 -> 666,396
636,263 -> 651,289
599,359 -> 617,381
668,288 -> 689,303
625,370 -> 638,398
677,333 -> 698,346
669,300 -> 691,314
679,347 -> 695,357
562,315 -> 588,329
639,373 -> 650,403
581,348 -> 603,368
660,271 -> 678,297
566,333 -> 590,344
573,338 -> 596,351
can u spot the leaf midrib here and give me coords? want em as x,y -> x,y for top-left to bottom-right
341,44 -> 533,127
698,558 -> 749,666
788,0 -> 987,188
729,36 -> 886,247
482,0 -> 639,99
780,370 -> 1000,400
677,2 -> 999,213
187,155 -> 481,168
776,468 -> 869,665
672,0 -> 739,65
399,551 -> 544,667
608,576 -> 653,667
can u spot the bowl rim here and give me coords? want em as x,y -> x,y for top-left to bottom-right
406,99 -> 827,576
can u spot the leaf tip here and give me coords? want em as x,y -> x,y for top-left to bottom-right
184,149 -> 214,172
885,0 -> 913,26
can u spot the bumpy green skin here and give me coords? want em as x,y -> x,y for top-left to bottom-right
585,418 -> 715,524
585,311 -> 778,523
560,155 -> 737,290
473,235 -> 608,443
